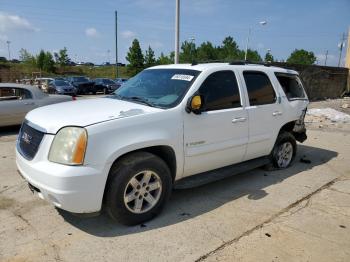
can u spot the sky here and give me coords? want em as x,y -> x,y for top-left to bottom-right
0,0 -> 349,66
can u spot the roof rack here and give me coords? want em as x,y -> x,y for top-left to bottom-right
229,60 -> 272,67
228,61 -> 246,65
189,60 -> 273,67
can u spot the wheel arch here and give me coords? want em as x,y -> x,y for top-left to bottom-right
278,119 -> 307,143
102,145 -> 177,204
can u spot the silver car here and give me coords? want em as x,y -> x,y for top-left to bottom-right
0,83 -> 74,127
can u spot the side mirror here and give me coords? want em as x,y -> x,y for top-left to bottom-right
186,95 -> 203,114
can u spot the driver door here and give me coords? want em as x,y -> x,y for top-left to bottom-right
183,70 -> 249,177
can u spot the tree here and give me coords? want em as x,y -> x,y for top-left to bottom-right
264,52 -> 274,62
126,39 -> 144,75
180,41 -> 196,63
197,41 -> 217,61
218,36 -> 240,61
36,50 -> 55,72
245,49 -> 262,62
19,48 -> 36,66
287,49 -> 316,65
144,46 -> 156,67
43,51 -> 55,72
156,52 -> 173,65
36,50 -> 46,70
54,47 -> 70,67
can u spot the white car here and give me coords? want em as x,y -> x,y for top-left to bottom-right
16,63 -> 309,225
0,84 -> 74,127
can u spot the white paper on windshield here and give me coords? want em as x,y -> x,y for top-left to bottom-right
171,74 -> 194,81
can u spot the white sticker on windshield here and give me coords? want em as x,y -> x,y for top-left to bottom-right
171,74 -> 194,81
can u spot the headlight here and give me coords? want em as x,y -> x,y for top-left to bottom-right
48,127 -> 87,165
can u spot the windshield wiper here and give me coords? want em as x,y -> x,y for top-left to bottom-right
127,96 -> 155,107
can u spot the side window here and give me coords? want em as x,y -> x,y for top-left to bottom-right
198,70 -> 241,111
0,88 -> 16,101
0,88 -> 31,101
275,73 -> 306,100
243,71 -> 276,106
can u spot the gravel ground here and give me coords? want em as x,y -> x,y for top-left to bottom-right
305,97 -> 350,132
308,97 -> 350,115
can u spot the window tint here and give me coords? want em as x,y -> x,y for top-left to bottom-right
243,71 -> 276,106
198,71 -> 241,111
275,73 -> 306,100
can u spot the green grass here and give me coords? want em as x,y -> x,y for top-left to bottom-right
0,62 -> 130,81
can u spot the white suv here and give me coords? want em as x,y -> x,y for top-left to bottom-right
16,63 -> 309,225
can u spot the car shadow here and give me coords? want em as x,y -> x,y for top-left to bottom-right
57,144 -> 337,237
0,125 -> 21,137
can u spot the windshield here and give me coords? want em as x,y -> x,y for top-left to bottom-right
54,80 -> 69,86
72,77 -> 89,82
113,69 -> 200,108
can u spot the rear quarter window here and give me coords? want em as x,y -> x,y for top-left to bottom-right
275,73 -> 307,100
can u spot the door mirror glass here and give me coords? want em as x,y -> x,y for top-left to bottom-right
191,95 -> 202,110
186,95 -> 203,114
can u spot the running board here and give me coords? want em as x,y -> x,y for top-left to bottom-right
174,157 -> 270,189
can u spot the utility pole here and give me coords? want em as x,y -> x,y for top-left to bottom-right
115,11 -> 119,78
174,0 -> 180,64
338,32 -> 346,67
189,37 -> 195,63
244,21 -> 267,61
107,49 -> 111,64
324,50 -> 328,66
6,41 -> 11,60
244,27 -> 251,61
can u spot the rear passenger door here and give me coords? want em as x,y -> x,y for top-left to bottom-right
240,70 -> 284,160
183,70 -> 249,177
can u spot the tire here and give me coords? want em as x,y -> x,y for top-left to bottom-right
105,152 -> 172,225
269,131 -> 297,169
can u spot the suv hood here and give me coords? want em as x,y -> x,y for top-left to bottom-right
25,98 -> 163,134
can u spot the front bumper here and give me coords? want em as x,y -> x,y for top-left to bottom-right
16,135 -> 106,213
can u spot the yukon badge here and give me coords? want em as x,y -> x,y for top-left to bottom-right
22,132 -> 33,144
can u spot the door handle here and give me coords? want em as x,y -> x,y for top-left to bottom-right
24,102 -> 35,105
232,117 -> 247,123
272,111 -> 282,116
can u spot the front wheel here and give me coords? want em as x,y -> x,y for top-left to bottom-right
105,152 -> 172,225
270,131 -> 297,169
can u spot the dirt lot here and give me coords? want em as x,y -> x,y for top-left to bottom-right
0,99 -> 350,262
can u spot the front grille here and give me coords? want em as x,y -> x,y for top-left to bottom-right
18,121 -> 44,160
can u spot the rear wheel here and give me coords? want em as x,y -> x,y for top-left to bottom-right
270,131 -> 296,169
105,152 -> 172,225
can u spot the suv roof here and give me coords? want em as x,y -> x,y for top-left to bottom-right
149,63 -> 298,75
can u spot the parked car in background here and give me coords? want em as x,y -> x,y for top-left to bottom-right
0,83 -> 74,127
114,78 -> 128,89
66,76 -> 95,95
94,78 -> 119,94
34,78 -> 54,93
54,77 -> 67,81
48,80 -> 77,96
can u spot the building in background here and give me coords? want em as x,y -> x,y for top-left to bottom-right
346,27 -> 350,68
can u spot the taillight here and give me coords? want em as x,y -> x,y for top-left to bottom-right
72,96 -> 77,101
